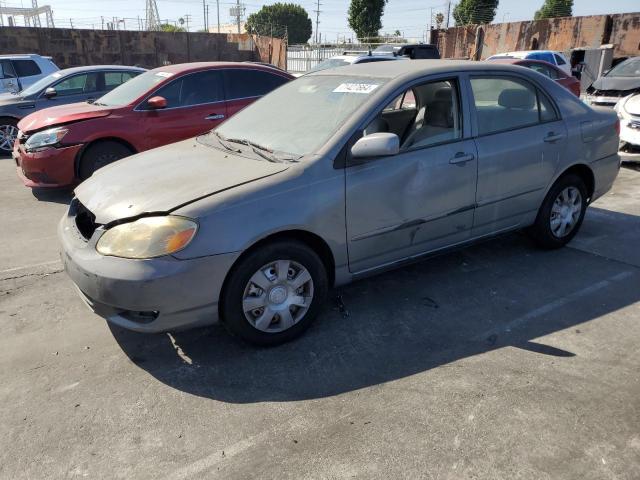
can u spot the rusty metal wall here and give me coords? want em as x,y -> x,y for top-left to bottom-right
0,27 -> 287,69
436,13 -> 640,60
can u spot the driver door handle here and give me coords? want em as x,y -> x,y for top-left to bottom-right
449,152 -> 475,165
205,113 -> 225,121
544,132 -> 565,143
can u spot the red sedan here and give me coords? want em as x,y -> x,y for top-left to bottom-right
14,62 -> 293,188
486,58 -> 581,97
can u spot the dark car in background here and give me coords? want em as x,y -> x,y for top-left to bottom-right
0,65 -> 144,153
486,58 -> 581,96
14,62 -> 293,188
585,56 -> 640,107
373,43 -> 440,59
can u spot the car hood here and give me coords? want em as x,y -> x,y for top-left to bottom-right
591,76 -> 640,92
74,139 -> 290,225
18,102 -> 113,133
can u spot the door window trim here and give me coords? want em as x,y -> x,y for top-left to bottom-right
468,73 -> 561,139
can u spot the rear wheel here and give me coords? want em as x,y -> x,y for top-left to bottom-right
0,118 -> 18,154
528,174 -> 588,249
79,141 -> 133,180
220,240 -> 329,346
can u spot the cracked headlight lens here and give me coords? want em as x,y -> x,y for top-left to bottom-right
25,127 -> 68,151
96,216 -> 198,259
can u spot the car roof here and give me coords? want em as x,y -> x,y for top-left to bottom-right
149,61 -> 292,76
0,53 -> 46,59
54,65 -> 147,75
311,59 -> 531,79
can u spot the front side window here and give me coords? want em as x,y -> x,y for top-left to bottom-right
53,72 -> 99,96
211,74 -> 389,157
366,79 -> 461,150
13,60 -> 41,77
223,69 -> 288,100
471,77 -> 555,135
148,70 -> 224,108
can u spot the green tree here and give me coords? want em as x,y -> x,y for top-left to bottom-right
159,23 -> 186,32
348,0 -> 388,41
453,0 -> 499,26
534,0 -> 573,20
246,3 -> 312,44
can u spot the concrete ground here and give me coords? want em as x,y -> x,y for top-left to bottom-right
1,156 -> 639,479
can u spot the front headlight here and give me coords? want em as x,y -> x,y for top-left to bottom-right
25,127 -> 68,151
96,216 -> 198,259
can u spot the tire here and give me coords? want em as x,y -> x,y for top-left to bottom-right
79,141 -> 133,180
220,240 -> 329,346
0,117 -> 18,154
528,174 -> 588,249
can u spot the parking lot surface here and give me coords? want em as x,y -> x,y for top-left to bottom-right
1,156 -> 639,479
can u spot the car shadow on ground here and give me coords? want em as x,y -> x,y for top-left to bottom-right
110,218 -> 640,404
31,187 -> 73,204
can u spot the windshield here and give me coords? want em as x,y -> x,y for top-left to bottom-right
608,57 -> 640,77
307,58 -> 351,74
209,75 -> 387,157
95,70 -> 173,106
20,71 -> 65,96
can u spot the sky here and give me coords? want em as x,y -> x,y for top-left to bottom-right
2,0 -> 639,41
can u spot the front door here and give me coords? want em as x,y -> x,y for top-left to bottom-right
469,76 -> 566,236
35,72 -> 101,109
140,69 -> 227,151
345,77 -> 478,274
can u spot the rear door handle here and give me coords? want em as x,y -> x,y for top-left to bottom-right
449,152 -> 475,165
205,113 -> 225,121
544,132 -> 564,143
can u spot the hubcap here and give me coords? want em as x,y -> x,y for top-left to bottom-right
242,259 -> 314,333
0,124 -> 18,152
550,186 -> 582,238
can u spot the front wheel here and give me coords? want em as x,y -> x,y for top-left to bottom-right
79,141 -> 133,180
220,240 -> 329,346
0,118 -> 18,154
528,174 -> 588,249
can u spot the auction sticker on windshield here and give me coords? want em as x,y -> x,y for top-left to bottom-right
333,83 -> 380,94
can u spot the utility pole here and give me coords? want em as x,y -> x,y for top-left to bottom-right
446,1 -> 451,28
235,0 -> 241,34
202,0 -> 207,31
313,0 -> 321,44
183,13 -> 191,32
216,0 -> 220,33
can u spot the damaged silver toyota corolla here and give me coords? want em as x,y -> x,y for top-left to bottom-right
59,60 -> 620,345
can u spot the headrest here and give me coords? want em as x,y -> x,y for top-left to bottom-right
434,87 -> 452,101
425,100 -> 453,128
498,88 -> 535,109
363,117 -> 389,136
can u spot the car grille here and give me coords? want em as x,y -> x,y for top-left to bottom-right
75,201 -> 101,240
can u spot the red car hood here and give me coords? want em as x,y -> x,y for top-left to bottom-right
18,102 -> 114,133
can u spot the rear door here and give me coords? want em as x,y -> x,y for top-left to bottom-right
222,68 -> 289,118
468,75 -> 567,236
139,69 -> 226,150
0,60 -> 19,93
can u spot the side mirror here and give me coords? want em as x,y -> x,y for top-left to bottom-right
44,87 -> 57,98
147,96 -> 167,110
351,132 -> 400,159
602,68 -> 611,76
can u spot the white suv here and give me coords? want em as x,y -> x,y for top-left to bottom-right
0,54 -> 59,94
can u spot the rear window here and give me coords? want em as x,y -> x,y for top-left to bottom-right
13,60 -> 41,77
223,69 -> 288,100
554,54 -> 566,66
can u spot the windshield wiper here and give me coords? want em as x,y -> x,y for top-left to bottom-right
223,136 -> 300,163
212,131 -> 242,153
92,101 -> 106,106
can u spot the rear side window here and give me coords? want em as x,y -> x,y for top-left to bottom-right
554,54 -> 566,65
470,77 -> 556,135
0,60 -> 17,79
104,71 -> 139,91
13,60 -> 41,77
149,70 -> 224,108
223,69 -> 288,100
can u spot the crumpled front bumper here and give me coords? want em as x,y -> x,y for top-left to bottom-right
58,201 -> 240,333
14,140 -> 83,188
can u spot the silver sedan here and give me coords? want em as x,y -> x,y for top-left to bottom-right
59,60 -> 620,345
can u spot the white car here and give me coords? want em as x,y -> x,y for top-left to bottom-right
616,93 -> 640,160
487,50 -> 572,76
0,54 -> 59,93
